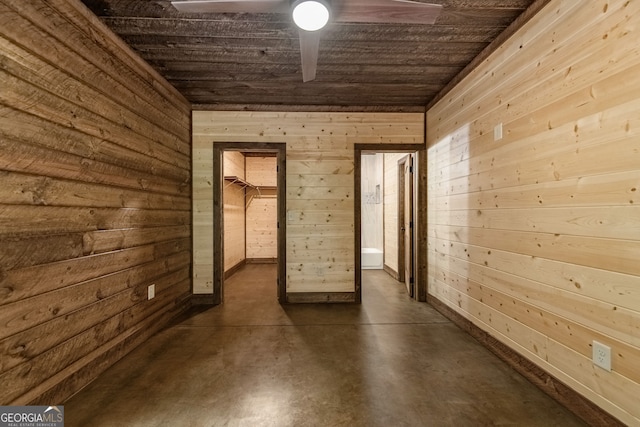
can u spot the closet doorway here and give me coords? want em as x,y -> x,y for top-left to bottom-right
212,143 -> 286,304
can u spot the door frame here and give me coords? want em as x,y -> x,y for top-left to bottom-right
354,143 -> 427,303
397,154 -> 412,291
213,142 -> 287,304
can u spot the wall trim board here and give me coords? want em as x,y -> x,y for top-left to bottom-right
417,148 -> 428,302
189,113 -> 194,297
224,259 -> 247,279
191,294 -> 216,305
383,265 -> 400,281
46,294 -> 190,405
193,104 -> 426,113
286,292 -> 356,304
355,143 -> 427,303
397,154 -> 408,285
246,258 -> 277,264
428,296 -> 625,427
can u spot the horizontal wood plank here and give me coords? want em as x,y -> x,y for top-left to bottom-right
0,206 -> 190,237
0,0 -> 192,406
0,136 -> 189,197
7,279 -> 189,405
0,171 -> 190,211
427,1 -> 640,423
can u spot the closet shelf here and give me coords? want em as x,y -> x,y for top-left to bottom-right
224,176 -> 276,190
224,176 -> 255,189
224,176 -> 277,208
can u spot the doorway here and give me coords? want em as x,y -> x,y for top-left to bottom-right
354,144 -> 425,303
212,143 -> 287,304
398,154 -> 414,297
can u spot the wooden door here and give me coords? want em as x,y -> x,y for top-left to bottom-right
403,156 -> 414,296
398,155 -> 414,297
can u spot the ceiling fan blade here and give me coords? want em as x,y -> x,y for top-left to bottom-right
334,0 -> 442,25
171,0 -> 287,14
298,30 -> 321,82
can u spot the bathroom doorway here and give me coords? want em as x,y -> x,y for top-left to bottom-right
354,144 -> 425,302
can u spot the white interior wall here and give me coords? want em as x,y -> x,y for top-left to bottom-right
361,153 -> 384,251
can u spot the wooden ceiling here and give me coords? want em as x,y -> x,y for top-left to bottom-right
81,0 -> 544,111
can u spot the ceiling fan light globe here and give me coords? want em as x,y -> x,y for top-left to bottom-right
292,0 -> 330,32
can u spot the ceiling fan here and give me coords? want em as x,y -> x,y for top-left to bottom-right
170,0 -> 442,82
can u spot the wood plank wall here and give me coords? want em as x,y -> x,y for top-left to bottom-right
427,0 -> 640,423
246,156 -> 277,187
193,112 -> 424,295
0,0 -> 192,404
246,157 -> 277,260
246,197 -> 277,260
223,151 -> 246,271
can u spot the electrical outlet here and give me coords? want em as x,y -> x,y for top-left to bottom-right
147,284 -> 155,300
592,340 -> 611,372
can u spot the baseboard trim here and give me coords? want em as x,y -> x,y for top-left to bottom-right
383,264 -> 400,281
287,292 -> 356,304
246,258 -> 277,264
224,259 -> 247,279
428,296 -> 625,427
49,292 -> 191,405
191,294 -> 216,305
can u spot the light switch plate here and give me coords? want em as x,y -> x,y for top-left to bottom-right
494,123 -> 503,141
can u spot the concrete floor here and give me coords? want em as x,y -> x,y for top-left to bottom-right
65,265 -> 586,426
